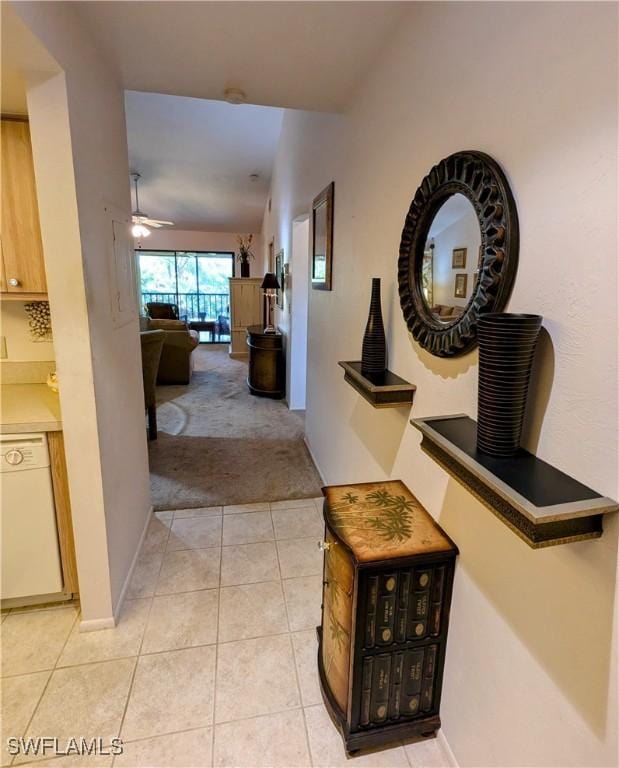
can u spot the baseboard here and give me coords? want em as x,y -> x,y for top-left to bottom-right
304,435 -> 326,485
112,503 -> 153,624
78,505 -> 152,632
79,616 -> 116,632
437,730 -> 459,767
77,504 -> 152,633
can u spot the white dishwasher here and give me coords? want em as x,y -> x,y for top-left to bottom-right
1,433 -> 64,605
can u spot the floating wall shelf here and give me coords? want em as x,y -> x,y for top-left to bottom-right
411,414 -> 618,548
338,361 -> 416,409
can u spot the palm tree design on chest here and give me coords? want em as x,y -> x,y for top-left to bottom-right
329,488 -> 416,546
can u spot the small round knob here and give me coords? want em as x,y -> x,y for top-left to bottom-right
317,541 -> 331,552
8,278 -> 20,287
5,449 -> 24,466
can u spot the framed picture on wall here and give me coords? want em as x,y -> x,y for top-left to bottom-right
452,247 -> 467,269
454,273 -> 468,298
311,181 -> 334,290
275,249 -> 284,308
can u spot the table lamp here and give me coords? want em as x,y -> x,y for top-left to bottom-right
261,272 -> 280,333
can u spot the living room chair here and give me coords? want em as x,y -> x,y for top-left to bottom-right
140,317 -> 199,384
146,301 -> 180,320
140,330 -> 165,440
216,314 -> 231,341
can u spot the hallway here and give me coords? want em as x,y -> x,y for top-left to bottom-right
1,499 -> 452,767
149,346 -> 322,510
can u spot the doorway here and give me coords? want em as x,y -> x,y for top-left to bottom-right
287,216 -> 310,410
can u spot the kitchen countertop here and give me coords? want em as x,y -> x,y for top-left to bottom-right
0,384 -> 62,433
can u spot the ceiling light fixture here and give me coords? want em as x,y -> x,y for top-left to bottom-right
131,222 -> 151,238
224,87 -> 247,105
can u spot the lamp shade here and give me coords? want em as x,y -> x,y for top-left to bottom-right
261,272 -> 280,290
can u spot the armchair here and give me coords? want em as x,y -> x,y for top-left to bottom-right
139,330 -> 165,440
146,301 -> 179,320
144,318 -> 199,384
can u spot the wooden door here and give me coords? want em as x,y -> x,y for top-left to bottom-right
1,119 -> 47,294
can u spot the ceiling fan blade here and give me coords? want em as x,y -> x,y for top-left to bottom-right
142,218 -> 174,227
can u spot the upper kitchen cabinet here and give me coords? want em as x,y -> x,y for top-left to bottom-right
1,118 -> 47,296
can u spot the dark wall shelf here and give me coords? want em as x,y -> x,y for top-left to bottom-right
412,414 -> 618,548
338,361 -> 416,409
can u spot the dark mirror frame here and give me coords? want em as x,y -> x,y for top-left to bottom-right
311,181 -> 334,291
398,150 -> 519,357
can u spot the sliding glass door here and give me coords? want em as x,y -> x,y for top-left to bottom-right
137,250 -> 234,342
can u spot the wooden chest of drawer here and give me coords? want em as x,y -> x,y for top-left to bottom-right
318,480 -> 458,755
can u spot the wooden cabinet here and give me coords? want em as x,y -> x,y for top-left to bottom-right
247,325 -> 284,398
318,480 -> 458,755
47,431 -> 79,595
229,277 -> 262,358
1,118 -> 47,296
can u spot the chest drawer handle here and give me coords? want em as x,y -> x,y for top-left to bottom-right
8,277 -> 20,287
317,540 -> 331,552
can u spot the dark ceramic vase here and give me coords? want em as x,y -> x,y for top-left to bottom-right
361,278 -> 387,376
240,260 -> 250,278
477,313 -> 543,457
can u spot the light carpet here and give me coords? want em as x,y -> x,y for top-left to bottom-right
149,345 -> 323,510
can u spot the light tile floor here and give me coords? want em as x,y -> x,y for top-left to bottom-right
1,498 -> 453,768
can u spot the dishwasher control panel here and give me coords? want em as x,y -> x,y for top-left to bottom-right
0,434 -> 50,472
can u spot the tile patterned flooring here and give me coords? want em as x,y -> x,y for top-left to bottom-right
1,498 -> 453,768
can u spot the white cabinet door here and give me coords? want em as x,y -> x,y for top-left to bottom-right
229,279 -> 262,356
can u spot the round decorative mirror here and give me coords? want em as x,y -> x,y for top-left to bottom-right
398,151 -> 519,357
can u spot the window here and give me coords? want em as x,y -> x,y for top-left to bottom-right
137,250 -> 234,342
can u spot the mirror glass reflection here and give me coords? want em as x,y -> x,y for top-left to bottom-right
422,193 -> 482,323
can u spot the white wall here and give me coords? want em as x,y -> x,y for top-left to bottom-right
135,228 -> 264,277
264,3 -> 618,766
287,217 -> 310,409
262,215 -> 310,409
261,109 -> 345,409
13,2 -> 151,625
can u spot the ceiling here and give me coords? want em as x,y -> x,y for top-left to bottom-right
428,194 -> 478,239
4,1 -> 408,233
126,90 -> 283,232
74,1 -> 408,112
1,4 -> 60,115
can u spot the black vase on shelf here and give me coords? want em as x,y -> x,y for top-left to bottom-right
477,313 -> 543,457
361,278 -> 386,377
240,260 -> 250,278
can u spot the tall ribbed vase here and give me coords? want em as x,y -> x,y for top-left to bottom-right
477,313 -> 543,457
361,278 -> 386,376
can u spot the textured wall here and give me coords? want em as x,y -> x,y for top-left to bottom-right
265,2 -> 618,765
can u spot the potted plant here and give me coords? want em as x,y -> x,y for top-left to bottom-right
237,234 -> 254,277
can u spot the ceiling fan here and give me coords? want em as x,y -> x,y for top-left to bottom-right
130,172 -> 174,238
